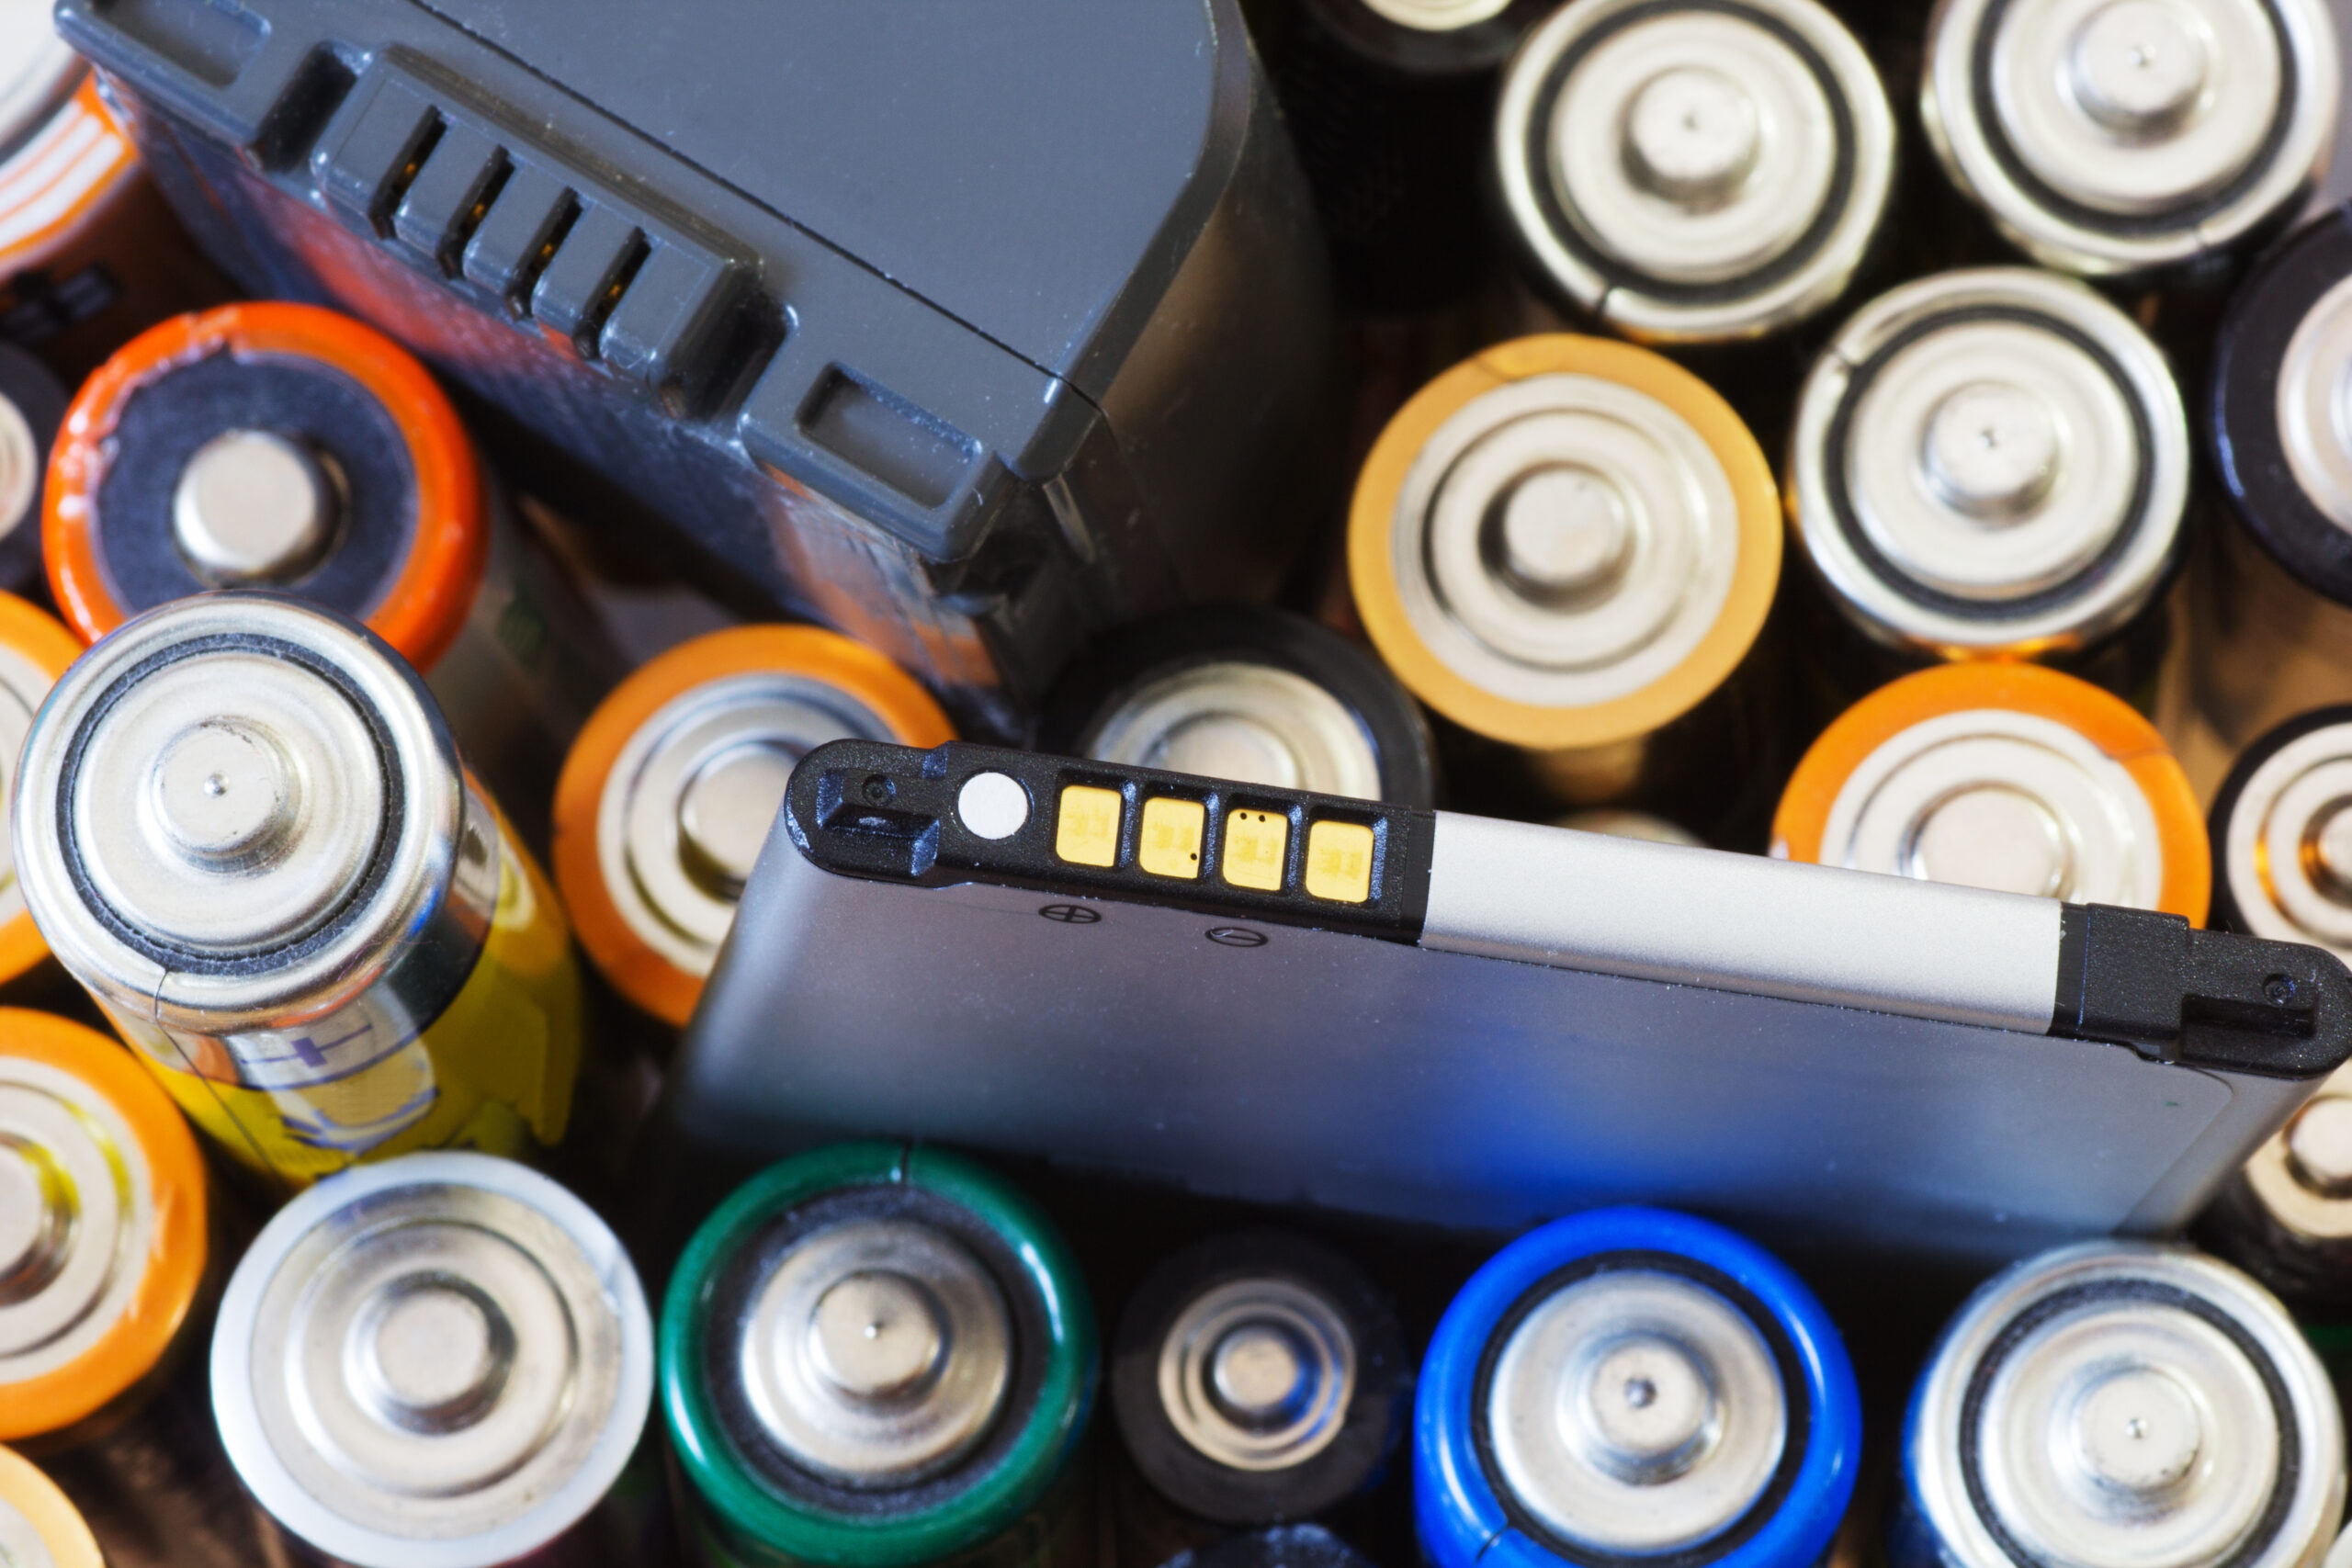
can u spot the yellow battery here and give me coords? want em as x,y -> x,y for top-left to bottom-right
0,1448 -> 102,1568
13,593 -> 582,1190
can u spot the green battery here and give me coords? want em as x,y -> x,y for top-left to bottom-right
661,1142 -> 1097,1568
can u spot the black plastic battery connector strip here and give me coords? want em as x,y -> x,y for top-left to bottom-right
784,739 -> 1434,943
2050,903 -> 2348,1078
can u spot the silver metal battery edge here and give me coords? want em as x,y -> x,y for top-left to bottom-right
209,1151 -> 653,1568
1157,1276 -> 1359,1474
1087,661 -> 1385,802
1924,0 -> 2340,276
1357,0 -> 1518,28
1494,0 -> 1894,342
1905,1242 -> 2345,1568
1790,267 -> 2187,657
2219,719 -> 2352,961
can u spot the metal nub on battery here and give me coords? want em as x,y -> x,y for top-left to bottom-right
661,1143 -> 1097,1567
210,1151 -> 652,1568
1493,0 -> 1894,342
0,1008 -> 208,1444
1348,333 -> 1780,760
553,626 -> 955,1028
0,1446 -> 102,1568
10,592 -> 582,1187
1898,1242 -> 2345,1568
1772,662 -> 2209,919
0,594 -> 88,995
2207,706 -> 2352,958
1789,268 -> 2187,660
43,303 -> 489,671
1112,1231 -> 1408,1529
1923,0 -> 2339,275
1044,606 -> 1439,807
1415,1206 -> 1860,1568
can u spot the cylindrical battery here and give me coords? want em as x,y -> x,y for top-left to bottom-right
0,592 -> 91,1002
1109,1232 -> 1408,1568
1163,1524 -> 1378,1568
10,592 -> 585,1189
1555,808 -> 1704,846
0,1008 -> 207,1447
0,3 -> 229,385
1772,662 -> 2209,919
1920,0 -> 2339,280
1039,606 -> 1439,807
2194,207 -> 2352,753
1493,0 -> 1895,347
661,1141 -> 1097,1568
1894,1242 -> 2346,1568
0,343 -> 62,597
1415,1206 -> 1860,1568
42,302 -> 621,852
1266,0 -> 1550,311
210,1150 -> 654,1568
1347,333 -> 1783,844
553,625 -> 955,1030
1786,267 -> 2188,709
0,1447 -> 103,1568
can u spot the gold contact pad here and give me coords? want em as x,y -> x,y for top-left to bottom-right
1139,798 -> 1205,878
1305,820 -> 1375,903
1223,809 -> 1288,891
1056,785 -> 1123,867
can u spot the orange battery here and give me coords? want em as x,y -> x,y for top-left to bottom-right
44,301 -> 617,847
0,1008 -> 208,1445
0,592 -> 94,996
554,625 -> 954,1026
0,1446 -> 103,1568
1772,662 -> 2209,922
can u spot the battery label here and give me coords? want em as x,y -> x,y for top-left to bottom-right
0,83 -> 138,274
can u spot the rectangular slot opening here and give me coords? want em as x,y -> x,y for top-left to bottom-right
800,367 -> 979,512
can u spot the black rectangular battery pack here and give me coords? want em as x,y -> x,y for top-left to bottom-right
675,740 -> 2352,1266
57,0 -> 1337,731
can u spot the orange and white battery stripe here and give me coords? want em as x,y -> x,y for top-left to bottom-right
0,1008 -> 208,1444
0,79 -> 138,282
0,593 -> 90,993
554,625 -> 956,1026
1773,662 -> 2210,923
0,1446 -> 102,1568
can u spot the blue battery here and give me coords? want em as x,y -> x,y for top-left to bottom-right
1416,1206 -> 1861,1568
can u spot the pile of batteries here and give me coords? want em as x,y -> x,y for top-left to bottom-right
22,0 -> 2352,1565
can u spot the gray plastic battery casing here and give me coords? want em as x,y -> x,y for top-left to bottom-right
678,797 -> 2342,1268
52,0 -> 1335,733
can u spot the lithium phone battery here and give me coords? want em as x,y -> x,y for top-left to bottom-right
2196,208 -> 2352,753
210,1151 -> 652,1568
11,592 -> 584,1189
0,1009 -> 207,1448
1787,268 -> 2188,707
0,1447 -> 102,1568
661,1142 -> 1097,1568
1494,0 -> 1894,347
1922,0 -> 2338,280
1774,662 -> 2209,919
553,625 -> 954,1030
1266,0 -> 1551,310
1041,606 -> 1438,807
0,1 -> 226,383
1415,1206 -> 1860,1568
0,343 -> 61,597
1896,1242 -> 2345,1568
1110,1231 -> 1408,1567
1348,333 -> 1781,844
43,302 -> 620,852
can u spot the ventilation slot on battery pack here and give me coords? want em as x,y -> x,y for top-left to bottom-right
802,368 -> 981,510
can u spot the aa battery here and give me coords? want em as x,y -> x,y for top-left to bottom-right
1347,333 -> 1784,845
1773,662 -> 2209,918
0,8 -> 225,383
1039,606 -> 1439,808
1264,0 -> 1549,310
210,1151 -> 654,1568
1787,267 -> 2188,709
1109,1232 -> 1408,1567
661,1142 -> 1097,1568
1894,1243 -> 2346,1568
0,342 -> 61,597
0,1447 -> 102,1568
42,302 -> 620,851
0,593 -> 87,1001
1415,1206 -> 1860,1568
1168,1524 -> 1378,1568
1494,0 -> 1894,348
554,625 -> 953,1030
2195,207 -> 2352,752
1921,0 -> 2338,282
11,592 -> 585,1189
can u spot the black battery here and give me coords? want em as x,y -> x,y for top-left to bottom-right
0,341 -> 61,598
